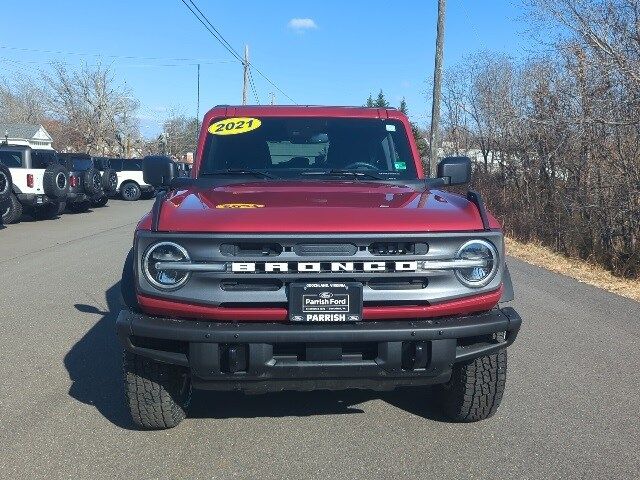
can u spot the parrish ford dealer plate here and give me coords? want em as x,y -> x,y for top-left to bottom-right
289,282 -> 363,322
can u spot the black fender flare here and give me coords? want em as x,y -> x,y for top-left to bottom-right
500,263 -> 515,303
121,248 -> 140,311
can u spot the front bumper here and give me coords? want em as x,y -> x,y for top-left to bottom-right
116,307 -> 522,392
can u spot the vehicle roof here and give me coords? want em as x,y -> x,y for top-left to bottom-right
59,152 -> 91,159
0,144 -> 31,152
203,105 -> 405,121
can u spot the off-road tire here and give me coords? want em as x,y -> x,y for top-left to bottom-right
91,195 -> 109,208
68,201 -> 91,213
82,168 -> 103,196
42,163 -> 70,199
101,168 -> 118,194
121,181 -> 141,201
437,338 -> 507,422
0,162 -> 12,203
2,193 -> 22,224
123,351 -> 191,429
35,201 -> 65,220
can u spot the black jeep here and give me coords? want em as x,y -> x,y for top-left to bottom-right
58,153 -> 106,213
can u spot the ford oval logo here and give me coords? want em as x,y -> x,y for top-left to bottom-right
319,292 -> 333,299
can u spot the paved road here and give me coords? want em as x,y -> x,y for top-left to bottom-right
0,200 -> 638,480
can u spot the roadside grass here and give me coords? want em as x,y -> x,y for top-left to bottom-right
505,237 -> 640,302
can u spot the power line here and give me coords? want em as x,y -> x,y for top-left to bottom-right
0,56 -> 229,69
179,0 -> 244,62
0,44 -> 230,64
179,0 -> 296,104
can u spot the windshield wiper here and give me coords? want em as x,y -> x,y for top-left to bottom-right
201,169 -> 275,179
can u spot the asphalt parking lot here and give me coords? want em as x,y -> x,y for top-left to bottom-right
0,199 -> 638,479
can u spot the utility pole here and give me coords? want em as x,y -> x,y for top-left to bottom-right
196,63 -> 201,140
269,92 -> 275,105
429,0 -> 446,177
242,45 -> 249,105
196,63 -> 200,121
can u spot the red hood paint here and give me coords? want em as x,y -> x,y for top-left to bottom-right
145,181 -> 497,233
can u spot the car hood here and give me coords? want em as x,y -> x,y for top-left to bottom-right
151,181 -> 490,233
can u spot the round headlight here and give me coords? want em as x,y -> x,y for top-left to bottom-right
455,239 -> 498,288
143,242 -> 191,290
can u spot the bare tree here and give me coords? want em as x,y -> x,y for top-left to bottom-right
439,0 -> 640,278
0,78 -> 47,124
162,112 -> 199,158
42,63 -> 140,154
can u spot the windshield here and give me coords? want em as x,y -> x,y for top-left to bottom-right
199,117 -> 418,180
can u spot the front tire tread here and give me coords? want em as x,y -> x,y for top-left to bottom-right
123,351 -> 189,429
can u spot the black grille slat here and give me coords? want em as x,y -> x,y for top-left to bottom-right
368,278 -> 428,290
293,243 -> 358,256
368,242 -> 428,256
220,243 -> 282,257
220,280 -> 283,292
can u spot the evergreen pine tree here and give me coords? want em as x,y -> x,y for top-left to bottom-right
374,89 -> 389,108
399,97 -> 408,114
365,94 -> 375,107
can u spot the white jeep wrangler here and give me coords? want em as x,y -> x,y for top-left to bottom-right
0,145 -> 69,224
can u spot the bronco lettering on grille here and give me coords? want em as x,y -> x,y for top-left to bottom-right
231,261 -> 418,273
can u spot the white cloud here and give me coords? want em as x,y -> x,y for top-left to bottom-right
287,18 -> 318,33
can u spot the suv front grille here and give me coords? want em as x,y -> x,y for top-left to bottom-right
136,231 -> 504,307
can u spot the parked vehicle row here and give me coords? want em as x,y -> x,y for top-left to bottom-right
0,145 -> 157,225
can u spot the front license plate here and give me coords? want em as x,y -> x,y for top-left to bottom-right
289,282 -> 363,322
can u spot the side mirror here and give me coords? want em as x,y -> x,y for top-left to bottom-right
437,156 -> 471,185
143,155 -> 177,188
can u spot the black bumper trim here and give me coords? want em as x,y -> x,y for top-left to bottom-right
116,307 -> 522,391
16,193 -> 53,206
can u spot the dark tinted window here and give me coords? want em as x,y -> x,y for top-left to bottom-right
94,158 -> 112,170
108,159 -> 122,171
72,158 -> 93,171
31,149 -> 59,169
121,160 -> 143,171
200,117 -> 418,179
0,151 -> 23,168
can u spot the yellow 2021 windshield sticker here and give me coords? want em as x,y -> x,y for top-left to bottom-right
208,117 -> 261,136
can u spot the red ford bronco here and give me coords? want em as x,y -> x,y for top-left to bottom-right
117,105 -> 521,429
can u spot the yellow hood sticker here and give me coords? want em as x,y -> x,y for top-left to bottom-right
215,203 -> 265,209
208,117 -> 261,136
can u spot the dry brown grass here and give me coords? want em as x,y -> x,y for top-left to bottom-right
505,237 -> 640,302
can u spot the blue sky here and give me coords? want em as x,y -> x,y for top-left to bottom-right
0,0 -> 538,137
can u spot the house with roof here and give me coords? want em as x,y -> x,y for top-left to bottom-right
0,123 -> 54,150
